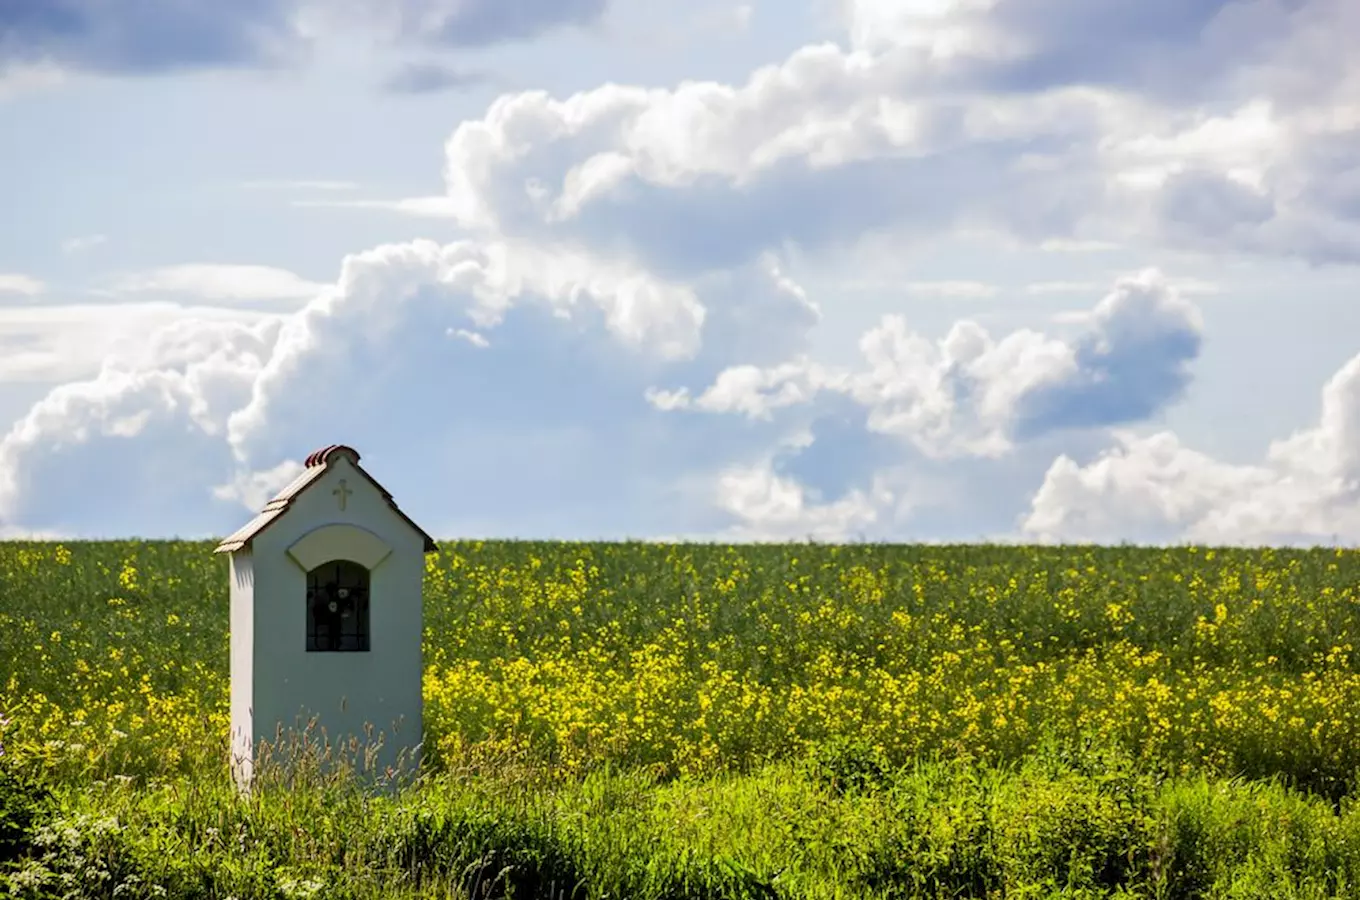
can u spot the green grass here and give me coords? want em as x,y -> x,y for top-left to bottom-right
8,745 -> 1360,899
5,539 -> 1360,897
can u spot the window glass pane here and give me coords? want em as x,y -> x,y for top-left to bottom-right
306,559 -> 370,652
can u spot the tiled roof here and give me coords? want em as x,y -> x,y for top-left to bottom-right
214,445 -> 437,555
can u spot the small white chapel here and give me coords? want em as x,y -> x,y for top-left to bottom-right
214,444 -> 436,789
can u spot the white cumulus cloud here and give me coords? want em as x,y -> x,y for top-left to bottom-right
0,236 -> 809,538
653,270 -> 1201,459
110,264 -> 331,305
0,275 -> 44,297
0,302 -> 273,383
1024,353 -> 1360,546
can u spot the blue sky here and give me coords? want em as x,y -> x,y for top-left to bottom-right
1,0 -> 1358,545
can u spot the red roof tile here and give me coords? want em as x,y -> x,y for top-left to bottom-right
305,444 -> 358,468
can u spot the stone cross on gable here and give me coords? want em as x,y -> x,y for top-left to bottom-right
333,479 -> 353,511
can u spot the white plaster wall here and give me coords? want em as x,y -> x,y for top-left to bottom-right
228,550 -> 255,789
247,457 -> 426,780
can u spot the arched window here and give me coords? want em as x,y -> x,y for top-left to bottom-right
306,560 -> 371,652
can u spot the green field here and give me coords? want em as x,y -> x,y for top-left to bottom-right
5,540 -> 1360,898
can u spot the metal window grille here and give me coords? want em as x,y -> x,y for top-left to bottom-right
306,560 -> 371,652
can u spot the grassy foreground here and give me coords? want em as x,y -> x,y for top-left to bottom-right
7,744 -> 1360,899
4,539 -> 1360,897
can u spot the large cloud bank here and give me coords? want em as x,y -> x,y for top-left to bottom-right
1,0 -> 1358,544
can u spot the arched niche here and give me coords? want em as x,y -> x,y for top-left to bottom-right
287,523 -> 392,572
289,524 -> 391,653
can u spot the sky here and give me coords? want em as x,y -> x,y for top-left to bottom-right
0,0 -> 1358,546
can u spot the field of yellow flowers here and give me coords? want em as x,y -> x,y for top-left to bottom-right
6,539 -> 1360,898
4,540 -> 1360,792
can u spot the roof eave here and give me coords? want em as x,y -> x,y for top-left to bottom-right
217,534 -> 435,554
